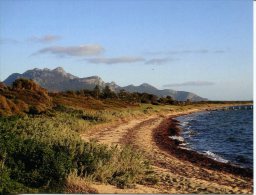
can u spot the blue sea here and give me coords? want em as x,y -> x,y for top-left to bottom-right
175,106 -> 253,169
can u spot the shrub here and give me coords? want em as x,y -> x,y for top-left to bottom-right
12,78 -> 42,92
0,115 -> 156,192
75,143 -> 151,188
0,167 -> 37,194
7,140 -> 70,188
0,120 -> 74,192
0,95 -> 9,110
0,117 -> 79,192
28,105 -> 41,114
81,113 -> 105,122
15,99 -> 29,113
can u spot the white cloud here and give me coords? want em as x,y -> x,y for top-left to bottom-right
145,58 -> 174,65
163,81 -> 215,87
214,50 -> 225,53
86,56 -> 145,64
32,44 -> 104,57
145,49 -> 226,55
28,35 -> 61,43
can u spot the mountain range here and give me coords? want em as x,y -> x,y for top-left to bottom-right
3,67 -> 207,101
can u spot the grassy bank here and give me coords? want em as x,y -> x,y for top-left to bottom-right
0,79 -> 252,193
0,109 -> 158,193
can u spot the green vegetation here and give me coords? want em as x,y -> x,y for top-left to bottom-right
0,113 -> 155,193
0,79 -> 252,193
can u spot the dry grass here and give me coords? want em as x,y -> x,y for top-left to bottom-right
65,171 -> 98,193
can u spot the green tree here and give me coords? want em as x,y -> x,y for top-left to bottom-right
118,89 -> 129,100
93,85 -> 100,99
186,98 -> 191,105
166,96 -> 175,104
140,93 -> 151,104
102,86 -> 116,99
150,94 -> 159,105
130,93 -> 139,102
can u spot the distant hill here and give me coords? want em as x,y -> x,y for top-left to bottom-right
4,67 -> 207,101
122,83 -> 207,102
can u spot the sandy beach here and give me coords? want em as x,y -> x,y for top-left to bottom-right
81,104 -> 253,194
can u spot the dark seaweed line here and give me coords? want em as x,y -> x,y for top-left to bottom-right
153,116 -> 253,179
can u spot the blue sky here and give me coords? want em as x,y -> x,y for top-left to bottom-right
0,0 -> 253,100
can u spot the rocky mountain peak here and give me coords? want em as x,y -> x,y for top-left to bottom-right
32,68 -> 41,71
3,67 -> 207,101
109,81 -> 116,85
53,67 -> 66,74
140,83 -> 154,87
141,83 -> 150,86
43,68 -> 50,71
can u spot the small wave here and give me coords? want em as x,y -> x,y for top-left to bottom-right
168,136 -> 184,142
179,142 -> 188,146
203,151 -> 229,163
180,121 -> 189,126
188,130 -> 198,136
178,146 -> 192,151
182,130 -> 190,135
182,129 -> 198,137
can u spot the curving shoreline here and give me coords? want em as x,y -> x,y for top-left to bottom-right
153,110 -> 253,179
82,103 -> 253,193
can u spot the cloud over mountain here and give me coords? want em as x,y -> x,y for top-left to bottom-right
32,44 -> 104,57
163,81 -> 215,87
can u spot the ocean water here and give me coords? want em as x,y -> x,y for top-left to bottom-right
175,106 -> 253,169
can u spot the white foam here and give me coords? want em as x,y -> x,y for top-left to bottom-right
180,121 -> 189,126
168,136 -> 184,142
178,146 -> 192,151
179,143 -> 187,146
204,151 -> 229,163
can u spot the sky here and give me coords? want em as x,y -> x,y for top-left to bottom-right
0,0 -> 253,100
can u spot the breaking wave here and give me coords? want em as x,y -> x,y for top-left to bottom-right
203,151 -> 229,164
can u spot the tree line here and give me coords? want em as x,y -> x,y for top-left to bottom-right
60,85 -> 192,105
